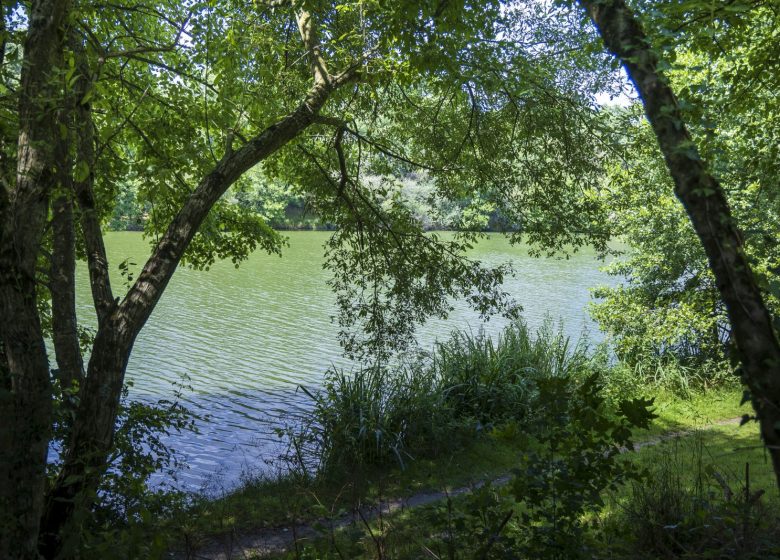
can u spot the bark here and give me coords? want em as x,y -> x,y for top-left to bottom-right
38,35 -> 114,558
0,3 -> 5,71
50,192 -> 84,388
69,36 -> 115,325
40,9 -> 359,556
50,120 -> 84,396
0,1 -> 70,558
49,31 -> 89,441
0,3 -> 13,195
578,0 -> 780,487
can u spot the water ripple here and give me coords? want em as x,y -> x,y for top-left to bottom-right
72,232 -> 620,490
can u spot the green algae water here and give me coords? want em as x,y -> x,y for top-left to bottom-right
74,232 -> 619,488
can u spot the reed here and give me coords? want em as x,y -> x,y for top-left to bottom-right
285,320 -> 596,477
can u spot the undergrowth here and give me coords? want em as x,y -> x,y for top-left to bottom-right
80,321 -> 756,560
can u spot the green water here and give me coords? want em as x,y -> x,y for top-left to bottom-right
75,232 -> 618,487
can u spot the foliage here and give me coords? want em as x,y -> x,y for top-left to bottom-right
260,422 -> 779,560
47,383 -> 195,559
325,212 -> 520,362
67,0 -> 618,367
95,385 -> 195,524
3,0 -> 779,556
283,321 -> 610,479
108,182 -> 147,231
284,363 -> 453,476
434,321 -> 590,425
591,114 -> 734,369
614,432 -> 780,559
591,2 -> 780,373
507,373 -> 655,558
42,318 -> 195,528
231,169 -> 324,230
217,169 -> 502,233
275,355 -> 656,560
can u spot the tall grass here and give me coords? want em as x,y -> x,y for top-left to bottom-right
435,322 -> 590,424
283,320 -> 596,477
287,362 -> 453,475
615,432 -> 779,558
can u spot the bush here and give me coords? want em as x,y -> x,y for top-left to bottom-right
50,382 -> 197,559
95,390 -> 195,523
508,373 -> 655,559
345,371 -> 657,560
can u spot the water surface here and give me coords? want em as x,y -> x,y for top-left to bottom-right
74,232 -> 618,488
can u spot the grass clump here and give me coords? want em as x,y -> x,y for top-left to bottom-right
287,362 -> 454,475
282,320 -> 593,478
434,322 -> 589,424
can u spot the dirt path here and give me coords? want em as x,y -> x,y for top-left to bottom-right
187,417 -> 742,560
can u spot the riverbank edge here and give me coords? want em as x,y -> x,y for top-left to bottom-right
192,416 -> 768,560
174,386 -> 751,555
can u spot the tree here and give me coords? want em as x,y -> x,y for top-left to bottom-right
1,1 -> 545,556
5,1 -> 737,556
0,2 -> 72,557
590,3 -> 780,374
0,1 -> 375,556
577,0 -> 780,487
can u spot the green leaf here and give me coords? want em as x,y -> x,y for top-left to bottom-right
618,397 -> 657,429
73,160 -> 90,183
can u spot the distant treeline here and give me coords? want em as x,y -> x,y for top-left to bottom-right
108,172 -> 515,233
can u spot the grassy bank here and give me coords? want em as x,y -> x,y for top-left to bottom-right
180,387 -> 749,535
169,323 -> 776,560
250,420 -> 777,560
178,321 -> 591,542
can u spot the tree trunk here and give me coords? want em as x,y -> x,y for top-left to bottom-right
578,0 -> 780,487
40,10 -> 359,555
51,136 -> 84,397
39,316 -> 133,559
0,1 -> 70,558
68,32 -> 115,325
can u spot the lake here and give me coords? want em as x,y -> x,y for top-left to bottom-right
73,232 -> 619,489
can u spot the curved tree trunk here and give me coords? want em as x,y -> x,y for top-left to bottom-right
39,10 -> 360,557
578,0 -> 780,487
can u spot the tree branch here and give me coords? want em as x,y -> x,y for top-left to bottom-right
296,7 -> 330,87
117,15 -> 360,339
70,36 -> 116,324
50,104 -> 85,393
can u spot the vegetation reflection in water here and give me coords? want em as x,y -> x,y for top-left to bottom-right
74,231 -> 619,487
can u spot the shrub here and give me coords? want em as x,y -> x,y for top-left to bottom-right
50,382 -> 197,559
95,390 -> 195,523
395,371 -> 656,560
509,373 -> 655,559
